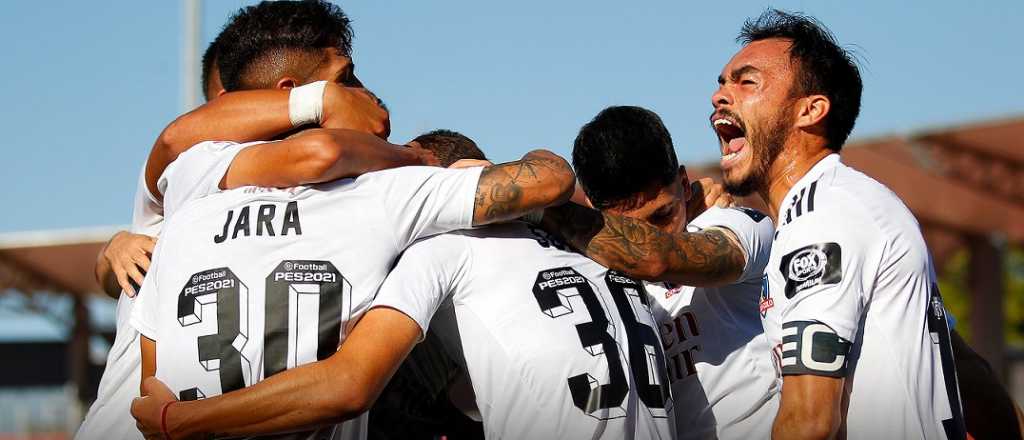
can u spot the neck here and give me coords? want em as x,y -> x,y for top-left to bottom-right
760,144 -> 832,221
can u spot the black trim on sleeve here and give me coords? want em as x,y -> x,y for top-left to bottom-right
780,321 -> 852,377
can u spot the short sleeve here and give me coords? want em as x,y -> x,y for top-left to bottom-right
130,162 -> 164,236
129,234 -> 166,340
158,141 -> 259,217
689,206 -> 774,282
373,166 -> 483,249
371,233 -> 471,341
776,206 -> 879,344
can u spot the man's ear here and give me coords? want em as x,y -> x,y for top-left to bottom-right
678,165 -> 691,201
795,95 -> 830,129
216,89 -> 227,98
275,77 -> 301,90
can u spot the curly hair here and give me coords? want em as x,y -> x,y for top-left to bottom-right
216,0 -> 354,91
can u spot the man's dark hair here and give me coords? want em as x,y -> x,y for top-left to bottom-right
216,0 -> 354,91
412,129 -> 486,167
739,9 -> 862,151
201,38 -> 221,101
573,106 -> 679,210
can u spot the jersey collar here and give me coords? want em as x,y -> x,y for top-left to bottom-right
776,153 -> 841,227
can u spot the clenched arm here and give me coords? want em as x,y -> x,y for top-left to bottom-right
221,129 -> 433,190
145,83 -> 387,200
471,149 -> 576,226
539,202 -> 745,286
133,308 -> 421,439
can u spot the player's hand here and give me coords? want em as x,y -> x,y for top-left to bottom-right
98,231 -> 156,297
449,159 -> 493,169
320,83 -> 391,139
687,178 -> 734,219
131,377 -> 178,439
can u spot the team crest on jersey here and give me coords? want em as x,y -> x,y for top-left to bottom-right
758,274 -> 773,317
780,242 -> 842,298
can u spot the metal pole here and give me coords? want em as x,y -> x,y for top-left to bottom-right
183,0 -> 201,111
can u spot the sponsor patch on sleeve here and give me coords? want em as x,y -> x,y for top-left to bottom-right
780,321 -> 851,377
779,242 -> 842,298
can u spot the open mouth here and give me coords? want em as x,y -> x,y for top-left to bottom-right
711,113 -> 748,168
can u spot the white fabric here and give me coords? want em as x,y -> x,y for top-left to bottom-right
131,165 -> 482,440
371,223 -> 675,440
646,206 -> 779,440
761,154 -> 964,440
158,141 -> 260,216
76,166 -> 164,440
76,140 -> 263,440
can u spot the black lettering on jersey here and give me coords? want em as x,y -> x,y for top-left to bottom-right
730,206 -> 767,222
256,204 -> 276,236
780,320 -> 851,377
783,180 -> 819,226
213,202 -> 303,243
281,201 -> 302,236
232,206 -> 251,239
527,224 -> 568,251
780,242 -> 841,298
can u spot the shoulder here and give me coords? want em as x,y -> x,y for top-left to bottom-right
691,206 -> 773,238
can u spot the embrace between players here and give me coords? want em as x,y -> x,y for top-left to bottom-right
78,1 -> 1023,440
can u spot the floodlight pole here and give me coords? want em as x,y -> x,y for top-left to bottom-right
183,0 -> 202,111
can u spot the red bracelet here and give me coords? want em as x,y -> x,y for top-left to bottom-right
160,401 -> 177,440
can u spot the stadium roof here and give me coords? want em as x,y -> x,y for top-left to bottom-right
0,226 -> 121,297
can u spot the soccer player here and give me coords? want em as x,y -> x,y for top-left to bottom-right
572,106 -> 778,439
710,11 -> 964,439
129,132 -> 575,440
542,10 -> 965,440
126,108 -> 743,440
80,2 -> 424,438
368,129 -> 487,440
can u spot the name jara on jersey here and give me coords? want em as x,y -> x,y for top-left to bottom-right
214,201 -> 303,243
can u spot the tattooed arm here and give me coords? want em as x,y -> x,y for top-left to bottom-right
472,149 -> 576,226
540,202 -> 746,287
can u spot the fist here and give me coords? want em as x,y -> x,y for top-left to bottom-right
321,83 -> 390,139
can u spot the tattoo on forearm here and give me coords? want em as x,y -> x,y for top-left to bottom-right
473,155 -> 570,225
546,204 -> 745,284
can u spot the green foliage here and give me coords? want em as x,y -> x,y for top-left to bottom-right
936,245 -> 1024,348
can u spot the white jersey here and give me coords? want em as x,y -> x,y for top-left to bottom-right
372,222 -> 674,440
646,207 -> 778,440
76,141 -> 251,440
131,164 -> 482,440
761,154 -> 964,439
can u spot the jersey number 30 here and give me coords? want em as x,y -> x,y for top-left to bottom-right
175,260 -> 348,400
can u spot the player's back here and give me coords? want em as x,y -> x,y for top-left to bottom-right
131,165 -> 482,439
426,223 -> 675,439
766,155 -> 964,439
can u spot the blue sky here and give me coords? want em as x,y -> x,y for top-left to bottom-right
1,0 -> 1022,234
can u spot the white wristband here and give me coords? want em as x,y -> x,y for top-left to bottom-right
289,80 -> 327,127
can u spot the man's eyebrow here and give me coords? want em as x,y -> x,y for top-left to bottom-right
729,65 -> 760,82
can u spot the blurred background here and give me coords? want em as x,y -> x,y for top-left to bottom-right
0,0 -> 1022,437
